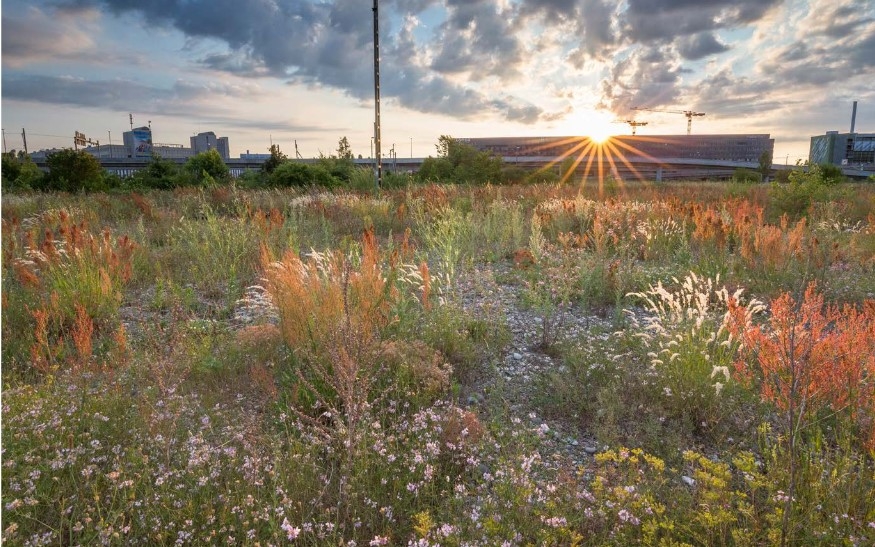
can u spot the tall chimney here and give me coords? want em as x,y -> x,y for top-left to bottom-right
850,101 -> 858,134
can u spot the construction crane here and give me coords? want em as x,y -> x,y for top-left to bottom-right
613,119 -> 648,136
631,107 -> 705,135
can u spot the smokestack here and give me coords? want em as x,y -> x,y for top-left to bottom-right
850,101 -> 858,134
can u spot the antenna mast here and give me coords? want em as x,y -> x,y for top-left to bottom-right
373,0 -> 382,189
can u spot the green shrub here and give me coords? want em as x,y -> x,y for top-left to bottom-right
41,149 -> 109,192
269,161 -> 339,188
732,168 -> 762,184
2,152 -> 44,191
129,154 -> 180,189
183,149 -> 230,184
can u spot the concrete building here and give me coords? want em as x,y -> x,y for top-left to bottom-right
809,131 -> 875,168
122,126 -> 154,158
461,134 -> 774,163
190,132 -> 230,159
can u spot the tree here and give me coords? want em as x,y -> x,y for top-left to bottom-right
420,135 -> 503,184
758,150 -> 773,180
262,144 -> 287,174
130,154 -> 179,189
43,149 -> 108,192
336,136 -> 353,160
184,149 -> 229,184
2,151 -> 46,191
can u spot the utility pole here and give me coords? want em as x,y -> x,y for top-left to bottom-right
2,129 -> 6,153
129,113 -> 133,131
21,128 -> 28,155
410,137 -> 413,158
372,0 -> 382,189
108,131 -> 113,158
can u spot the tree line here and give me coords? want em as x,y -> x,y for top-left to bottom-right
1,136 -> 573,193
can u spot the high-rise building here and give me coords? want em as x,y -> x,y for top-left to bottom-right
190,132 -> 230,159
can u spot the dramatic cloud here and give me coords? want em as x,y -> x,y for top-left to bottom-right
676,32 -> 730,60
4,0 -> 875,159
53,0 -> 543,123
759,0 -> 875,86
622,0 -> 783,44
430,0 -> 523,81
599,46 -> 684,113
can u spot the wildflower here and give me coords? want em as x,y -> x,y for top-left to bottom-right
618,509 -> 640,525
370,536 -> 389,546
281,517 -> 300,540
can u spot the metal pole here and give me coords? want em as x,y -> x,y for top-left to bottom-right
22,128 -> 28,155
410,137 -> 413,158
373,0 -> 382,189
2,129 -> 6,153
108,131 -> 113,158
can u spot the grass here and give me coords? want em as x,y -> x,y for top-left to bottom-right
3,180 -> 875,545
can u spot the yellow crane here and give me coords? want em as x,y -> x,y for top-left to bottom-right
613,119 -> 649,135
631,107 -> 705,135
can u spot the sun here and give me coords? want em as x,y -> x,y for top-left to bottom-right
561,107 -> 616,144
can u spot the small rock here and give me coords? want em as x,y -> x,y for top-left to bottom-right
682,475 -> 696,487
584,445 -> 598,455
512,352 -> 523,360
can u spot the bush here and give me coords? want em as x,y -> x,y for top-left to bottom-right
129,154 -> 180,189
768,164 -> 839,219
183,149 -> 230,184
41,149 -> 109,192
732,168 -> 762,184
269,161 -> 339,188
1,152 -> 44,191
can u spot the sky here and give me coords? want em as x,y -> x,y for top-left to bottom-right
2,0 -> 874,164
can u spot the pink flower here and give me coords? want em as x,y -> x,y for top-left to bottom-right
281,517 -> 301,540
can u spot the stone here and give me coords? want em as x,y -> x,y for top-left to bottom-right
682,475 -> 696,487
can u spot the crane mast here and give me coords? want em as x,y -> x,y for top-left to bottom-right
614,119 -> 648,135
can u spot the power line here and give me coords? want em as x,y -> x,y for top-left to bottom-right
26,132 -> 76,140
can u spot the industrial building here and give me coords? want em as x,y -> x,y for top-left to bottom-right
113,128 -> 231,160
461,134 -> 774,163
190,132 -> 230,159
809,101 -> 874,169
809,132 -> 875,168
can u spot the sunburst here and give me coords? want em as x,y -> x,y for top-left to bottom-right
531,135 -> 667,196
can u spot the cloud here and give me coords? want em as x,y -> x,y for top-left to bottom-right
676,32 -> 730,60
622,0 -> 782,44
519,0 -> 619,64
599,45 -> 684,113
2,73 -> 259,110
51,0 -> 547,124
430,0 -> 523,81
758,1 -> 875,86
1,5 -> 100,67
